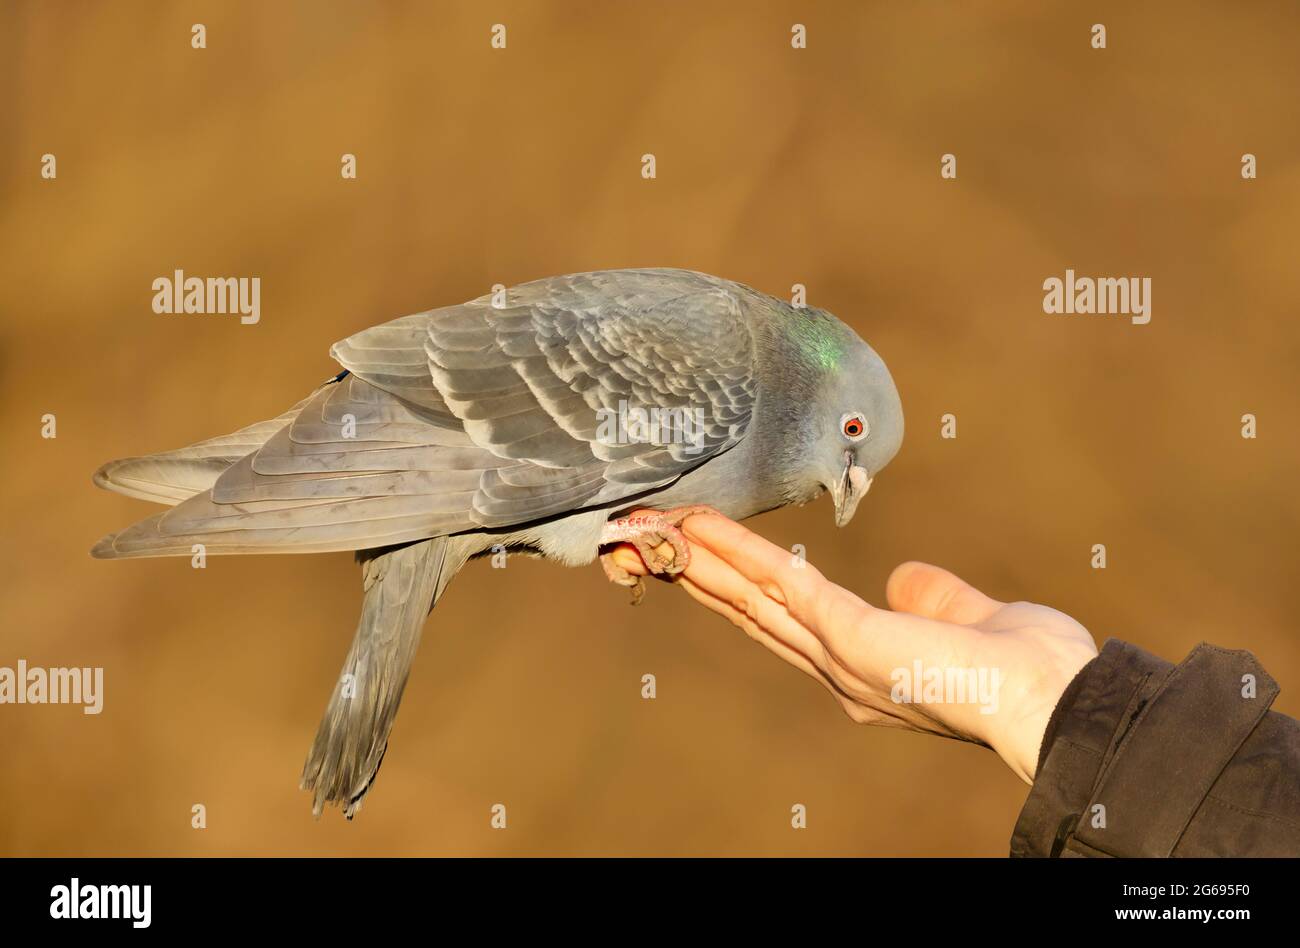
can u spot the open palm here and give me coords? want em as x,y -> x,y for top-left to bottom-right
610,512 -> 1097,783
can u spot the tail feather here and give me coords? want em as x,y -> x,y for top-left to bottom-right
300,536 -> 467,819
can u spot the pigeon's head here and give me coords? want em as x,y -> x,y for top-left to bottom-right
789,316 -> 903,527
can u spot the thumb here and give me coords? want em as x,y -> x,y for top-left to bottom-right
886,561 -> 1003,625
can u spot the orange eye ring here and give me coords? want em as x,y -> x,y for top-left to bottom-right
840,413 -> 869,441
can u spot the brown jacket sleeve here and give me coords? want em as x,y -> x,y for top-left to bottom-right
1010,638 -> 1300,857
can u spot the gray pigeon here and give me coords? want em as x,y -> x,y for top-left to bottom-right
92,268 -> 904,817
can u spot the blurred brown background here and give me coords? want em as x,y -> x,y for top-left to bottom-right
1,1 -> 1298,856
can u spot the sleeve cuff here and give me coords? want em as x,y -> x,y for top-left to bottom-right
1010,638 -> 1279,857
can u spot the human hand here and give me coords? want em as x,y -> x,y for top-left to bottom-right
607,512 -> 1098,783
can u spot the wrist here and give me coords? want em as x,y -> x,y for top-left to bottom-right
998,652 -> 1095,783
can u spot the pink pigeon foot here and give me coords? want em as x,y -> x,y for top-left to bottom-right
599,505 -> 720,604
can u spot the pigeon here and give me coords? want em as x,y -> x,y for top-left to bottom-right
91,268 -> 904,817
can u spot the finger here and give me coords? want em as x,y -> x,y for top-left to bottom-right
677,517 -> 986,688
675,543 -> 828,662
677,513 -> 828,618
674,519 -> 994,737
677,573 -> 967,736
608,543 -> 649,577
607,521 -> 827,677
674,573 -> 846,702
679,514 -> 929,655
885,561 -> 1004,625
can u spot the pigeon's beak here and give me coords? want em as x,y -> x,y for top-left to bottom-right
831,450 -> 872,528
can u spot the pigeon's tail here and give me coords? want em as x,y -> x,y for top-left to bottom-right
92,395 -> 313,506
300,535 -> 468,820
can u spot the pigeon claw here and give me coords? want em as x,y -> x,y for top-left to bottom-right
600,552 -> 646,605
598,505 -> 720,604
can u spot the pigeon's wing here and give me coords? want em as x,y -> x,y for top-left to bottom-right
91,374 -> 499,556
92,270 -> 759,557
91,394 -> 315,505
335,269 -> 760,527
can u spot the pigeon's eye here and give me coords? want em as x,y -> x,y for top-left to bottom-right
841,413 -> 869,442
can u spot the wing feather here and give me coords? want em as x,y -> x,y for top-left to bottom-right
94,269 -> 762,557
